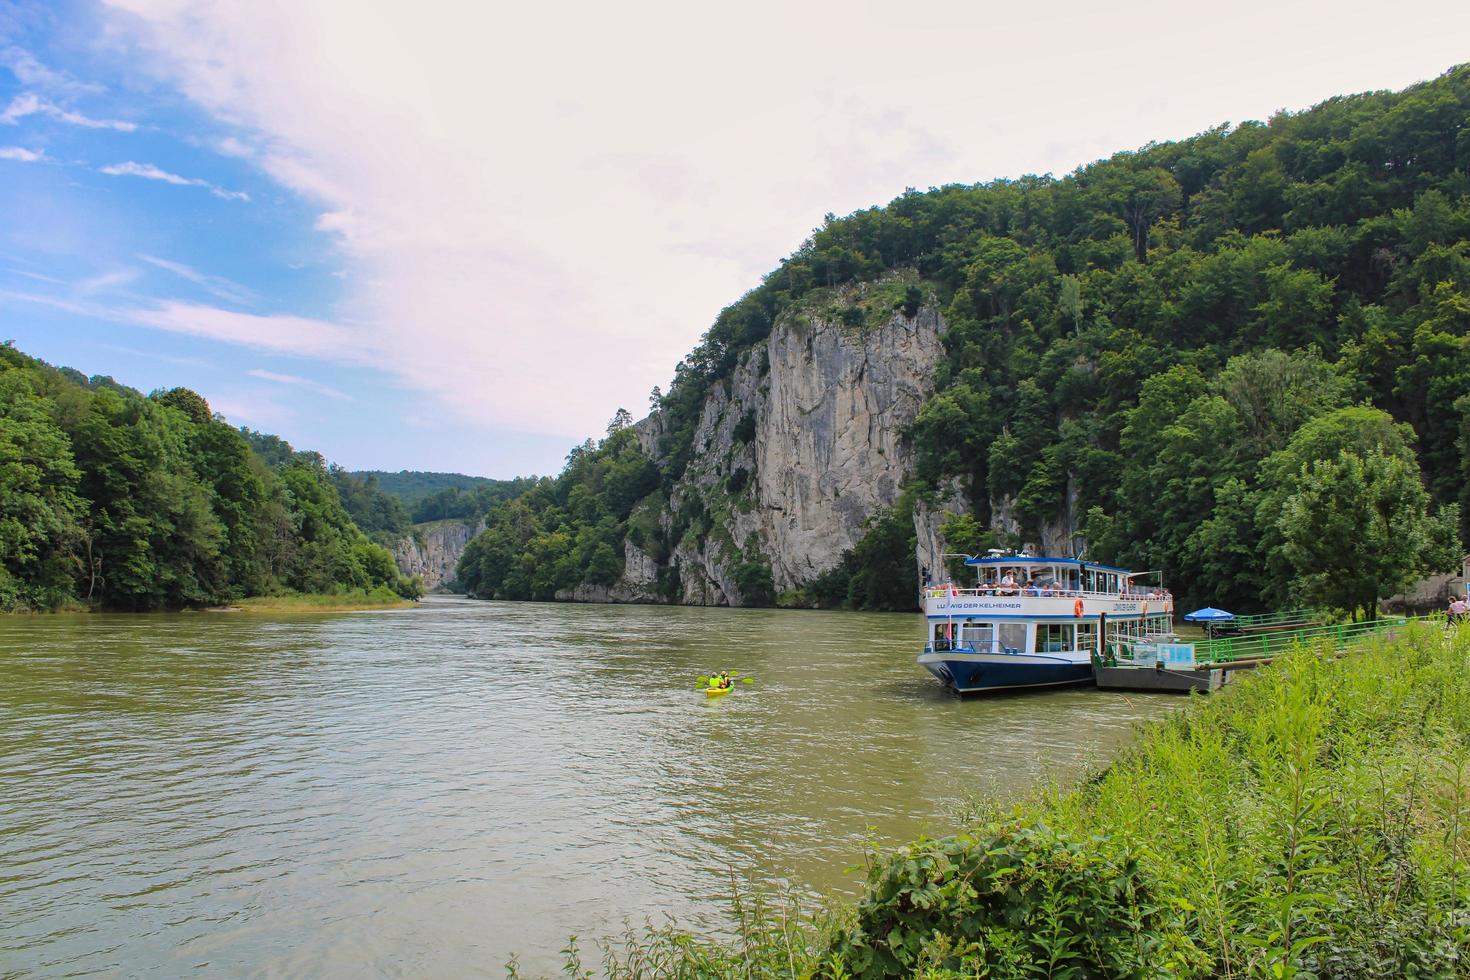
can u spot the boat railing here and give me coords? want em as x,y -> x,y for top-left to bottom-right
925,587 -> 1173,601
924,641 -> 1024,655
1196,616 -> 1409,664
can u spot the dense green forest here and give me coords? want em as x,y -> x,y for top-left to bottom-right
350,469 -> 491,505
327,469 -> 412,544
350,469 -> 537,521
462,65 -> 1468,613
0,345 -> 422,611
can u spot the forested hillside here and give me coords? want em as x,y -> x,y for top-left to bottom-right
0,345 -> 421,611
461,65 -> 1469,613
351,470 -> 538,522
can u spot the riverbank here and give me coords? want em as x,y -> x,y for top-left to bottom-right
577,620 -> 1470,977
2,588 -> 417,615
228,588 -> 419,613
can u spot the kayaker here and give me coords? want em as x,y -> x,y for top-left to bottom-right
719,671 -> 732,689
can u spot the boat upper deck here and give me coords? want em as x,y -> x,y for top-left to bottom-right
924,553 -> 1172,618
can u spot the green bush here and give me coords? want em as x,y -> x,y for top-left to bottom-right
827,823 -> 1203,978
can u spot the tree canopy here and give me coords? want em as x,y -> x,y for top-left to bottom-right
0,344 -> 422,610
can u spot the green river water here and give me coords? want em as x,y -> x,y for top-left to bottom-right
0,597 -> 1180,976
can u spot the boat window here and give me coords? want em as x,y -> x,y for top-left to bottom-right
1036,623 -> 1075,652
1076,622 -> 1097,651
961,623 -> 993,647
997,623 -> 1026,654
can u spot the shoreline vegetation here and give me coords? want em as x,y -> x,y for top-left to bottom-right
228,589 -> 418,613
0,344 -> 424,614
0,588 -> 419,615
538,622 -> 1470,978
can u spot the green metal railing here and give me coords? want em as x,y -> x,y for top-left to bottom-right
1196,616 -> 1413,664
1229,608 -> 1321,628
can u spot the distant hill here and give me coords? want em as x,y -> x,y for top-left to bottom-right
351,471 -> 496,506
352,470 -> 541,523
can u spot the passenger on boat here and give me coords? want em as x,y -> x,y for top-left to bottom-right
998,572 -> 1018,595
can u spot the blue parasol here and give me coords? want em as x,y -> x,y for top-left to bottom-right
1184,606 -> 1235,622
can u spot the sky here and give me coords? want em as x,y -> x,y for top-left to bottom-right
1,1 -> 1467,478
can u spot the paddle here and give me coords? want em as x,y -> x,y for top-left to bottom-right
695,673 -> 753,689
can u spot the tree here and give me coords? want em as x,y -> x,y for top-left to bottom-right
607,407 -> 633,435
1058,274 -> 1084,334
1277,449 -> 1459,619
0,370 -> 83,609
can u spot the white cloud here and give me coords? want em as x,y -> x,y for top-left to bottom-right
205,389 -> 298,431
246,368 -> 353,401
0,288 -> 110,318
212,135 -> 252,158
0,91 -> 136,130
97,0 -> 1470,442
0,146 -> 42,161
123,301 -> 367,364
99,160 -> 249,201
137,253 -> 254,305
0,46 -> 105,95
76,269 -> 139,293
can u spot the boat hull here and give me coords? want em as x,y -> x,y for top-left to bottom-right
917,651 -> 1093,694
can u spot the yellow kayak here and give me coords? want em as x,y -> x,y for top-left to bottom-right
705,686 -> 732,697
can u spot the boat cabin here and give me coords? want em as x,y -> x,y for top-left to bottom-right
962,555 -> 1136,597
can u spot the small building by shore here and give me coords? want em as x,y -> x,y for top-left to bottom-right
1384,554 -> 1470,615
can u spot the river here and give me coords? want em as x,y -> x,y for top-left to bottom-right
0,597 -> 1179,976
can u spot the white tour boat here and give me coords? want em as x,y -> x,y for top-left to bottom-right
918,552 -> 1175,694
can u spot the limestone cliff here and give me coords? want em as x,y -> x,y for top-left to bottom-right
394,518 -> 484,592
581,280 -> 948,606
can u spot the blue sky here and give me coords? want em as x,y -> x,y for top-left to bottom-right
3,1 -> 1469,478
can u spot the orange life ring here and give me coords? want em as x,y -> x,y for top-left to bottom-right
1073,598 -> 1084,618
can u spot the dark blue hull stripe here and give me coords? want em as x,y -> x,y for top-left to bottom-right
920,658 -> 1095,693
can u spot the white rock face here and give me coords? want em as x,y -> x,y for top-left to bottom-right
913,479 -> 972,584
754,306 -> 945,590
623,539 -> 659,587
393,519 -> 484,591
616,293 -> 946,604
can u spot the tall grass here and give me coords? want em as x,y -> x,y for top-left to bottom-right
230,586 -> 415,612
533,622 -> 1470,977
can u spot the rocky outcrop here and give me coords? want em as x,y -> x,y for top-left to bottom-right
756,305 -> 944,589
606,279 -> 948,605
554,539 -> 663,603
913,479 -> 972,583
393,519 -> 484,592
